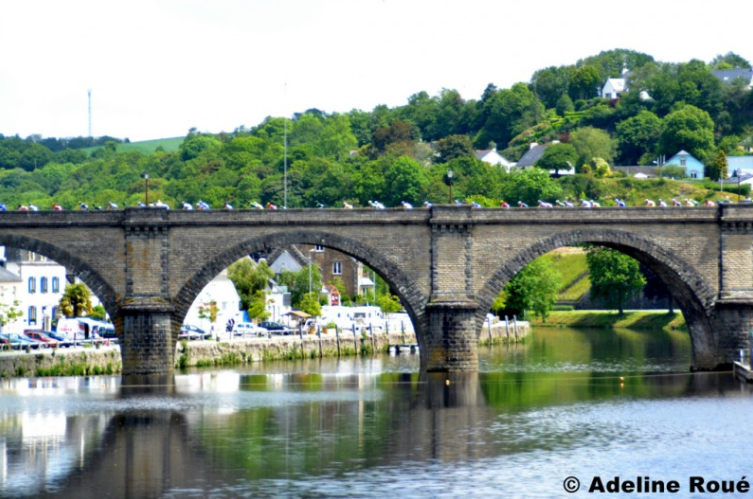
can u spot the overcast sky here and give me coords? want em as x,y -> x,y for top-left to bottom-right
1,0 -> 750,142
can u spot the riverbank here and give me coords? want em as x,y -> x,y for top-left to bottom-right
0,345 -> 121,378
529,310 -> 686,330
178,323 -> 529,369
0,322 -> 530,377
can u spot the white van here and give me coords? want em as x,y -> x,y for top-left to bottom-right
231,322 -> 268,338
56,318 -> 87,341
56,317 -> 116,340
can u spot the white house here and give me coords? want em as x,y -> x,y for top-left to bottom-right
475,147 -> 512,170
184,269 -> 242,336
601,77 -> 627,99
1,247 -> 67,333
265,280 -> 292,323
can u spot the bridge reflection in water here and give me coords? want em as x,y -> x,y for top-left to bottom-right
1,370 -> 493,499
2,368 -> 749,498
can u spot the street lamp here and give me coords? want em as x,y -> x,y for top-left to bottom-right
447,168 -> 454,204
142,172 -> 149,206
308,248 -> 316,294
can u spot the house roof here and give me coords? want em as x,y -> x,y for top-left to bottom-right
0,266 -> 21,283
605,77 -> 627,93
516,144 -> 548,167
475,149 -> 511,166
711,68 -> 753,84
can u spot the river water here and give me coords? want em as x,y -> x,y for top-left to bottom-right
2,327 -> 752,498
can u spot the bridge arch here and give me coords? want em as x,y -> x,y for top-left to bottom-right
476,229 -> 718,367
172,230 -> 429,341
0,234 -> 120,321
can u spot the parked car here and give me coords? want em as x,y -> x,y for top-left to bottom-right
259,321 -> 293,335
178,327 -> 202,341
46,331 -> 74,347
23,330 -> 60,348
232,322 -> 268,338
180,324 -> 209,340
2,333 -> 40,349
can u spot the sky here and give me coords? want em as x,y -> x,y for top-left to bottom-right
1,0 -> 751,142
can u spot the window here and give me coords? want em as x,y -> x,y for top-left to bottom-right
28,306 -> 37,325
51,306 -> 58,320
315,245 -> 324,252
40,277 -> 48,293
28,277 -> 36,293
52,277 -> 60,293
680,158 -> 687,167
333,261 -> 342,275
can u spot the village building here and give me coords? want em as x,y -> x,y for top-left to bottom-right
0,247 -> 67,333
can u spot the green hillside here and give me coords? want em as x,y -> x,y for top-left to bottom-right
542,249 -> 591,302
85,137 -> 183,155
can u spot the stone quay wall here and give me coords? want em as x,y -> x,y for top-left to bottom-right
177,323 -> 528,369
0,322 -> 529,377
0,346 -> 122,378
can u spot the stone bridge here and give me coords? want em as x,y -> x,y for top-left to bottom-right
2,204 -> 753,379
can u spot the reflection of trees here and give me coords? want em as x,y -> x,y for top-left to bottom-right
4,367 -> 750,497
33,411 -> 215,499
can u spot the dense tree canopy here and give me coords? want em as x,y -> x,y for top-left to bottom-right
586,247 -> 646,315
0,48 -> 749,215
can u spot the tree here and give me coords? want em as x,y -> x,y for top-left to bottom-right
500,166 -> 562,206
535,142 -> 578,176
660,105 -> 715,162
198,299 -> 219,324
570,65 -> 601,101
88,305 -> 108,321
299,292 -> 322,317
434,135 -> 475,163
586,247 -> 646,315
531,66 -> 573,109
383,156 -> 427,206
59,283 -> 93,317
228,258 -> 274,313
477,83 -> 544,149
277,265 -> 322,308
500,258 -> 561,321
568,126 -> 615,169
248,290 -> 271,320
709,52 -> 751,70
615,110 -> 663,165
555,93 -> 575,116
0,300 -> 22,332
709,149 -> 728,181
376,294 -> 403,314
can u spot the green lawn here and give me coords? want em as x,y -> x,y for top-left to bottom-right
530,310 -> 686,330
84,137 -> 183,155
543,250 -> 591,302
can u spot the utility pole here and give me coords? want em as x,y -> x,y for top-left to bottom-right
87,89 -> 92,138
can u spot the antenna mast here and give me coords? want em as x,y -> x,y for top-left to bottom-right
283,83 -> 288,209
87,89 -> 92,137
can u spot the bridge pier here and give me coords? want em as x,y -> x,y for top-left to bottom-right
710,299 -> 753,370
119,301 -> 176,380
422,300 -> 480,372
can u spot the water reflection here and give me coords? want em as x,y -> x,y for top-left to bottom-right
2,328 -> 752,498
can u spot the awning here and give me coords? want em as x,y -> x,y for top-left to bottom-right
284,310 -> 311,319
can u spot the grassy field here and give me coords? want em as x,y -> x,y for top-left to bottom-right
543,249 -> 591,302
84,137 -> 183,155
529,310 -> 686,331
